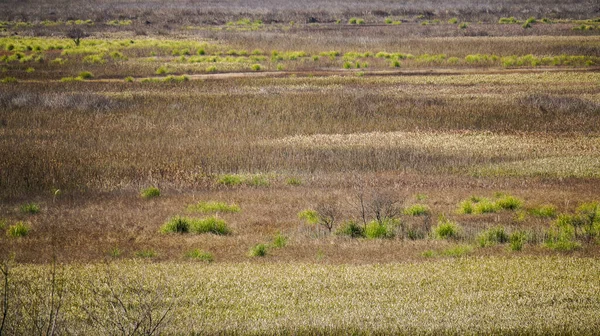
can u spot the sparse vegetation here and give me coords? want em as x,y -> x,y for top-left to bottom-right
140,186 -> 160,199
20,202 -> 40,214
6,221 -> 29,237
187,201 -> 240,213
432,215 -> 460,239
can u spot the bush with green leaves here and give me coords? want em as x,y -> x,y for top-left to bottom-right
249,243 -> 268,257
185,249 -> 214,262
509,231 -> 527,251
432,215 -> 461,239
160,216 -> 190,234
187,201 -> 240,214
403,204 -> 430,216
190,217 -> 230,235
336,220 -> 365,238
365,219 -> 395,239
7,221 -> 29,237
441,244 -> 474,257
272,232 -> 288,248
496,195 -> 523,210
286,177 -> 302,186
140,186 -> 160,199
528,205 -> 557,218
545,217 -> 581,251
477,226 -> 509,247
20,202 -> 40,214
217,174 -> 243,186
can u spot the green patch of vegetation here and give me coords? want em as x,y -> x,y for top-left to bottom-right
78,71 -> 94,79
25,67 -> 35,73
365,219 -> 395,239
107,19 -> 132,26
529,205 -> 557,218
124,76 -> 134,82
448,18 -> 458,24
249,243 -> 268,257
82,54 -> 105,64
206,65 -> 217,72
156,66 -> 169,75
403,204 -> 430,216
441,244 -> 474,257
251,64 -> 261,71
160,216 -> 191,234
1,77 -> 17,83
458,22 -> 469,29
298,209 -> 319,224
432,215 -> 461,239
509,231 -> 527,251
140,186 -> 160,199
185,249 -> 214,262
477,226 -> 509,247
187,201 -> 240,214
60,76 -> 83,82
336,220 -> 365,238
7,221 -> 29,238
286,177 -> 302,186
20,202 -> 40,214
272,232 -> 288,248
217,174 -> 243,186
496,195 -> 523,210
499,17 -> 518,24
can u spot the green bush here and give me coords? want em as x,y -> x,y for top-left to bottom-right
403,204 -> 430,216
458,22 -> 468,29
348,18 -> 358,25
206,65 -> 217,72
246,175 -> 269,187
187,201 -> 240,213
272,232 -> 288,248
20,202 -> 40,214
190,217 -> 230,235
432,215 -> 461,239
509,231 -> 527,251
298,209 -> 320,224
140,186 -> 160,199
343,61 -> 352,69
155,66 -> 168,75
217,174 -> 243,186
249,243 -> 268,257
499,17 -> 518,24
496,195 -> 523,210
7,221 -> 29,238
185,249 -> 214,262
286,177 -> 302,186
251,64 -> 261,71
1,77 -> 17,83
356,19 -> 365,25
448,18 -> 458,24
365,219 -> 395,239
160,216 -> 191,234
473,199 -> 499,214
529,205 -> 557,218
545,221 -> 581,251
391,60 -> 400,68
441,244 -> 473,257
477,226 -> 509,247
336,220 -> 365,238
124,76 -> 134,82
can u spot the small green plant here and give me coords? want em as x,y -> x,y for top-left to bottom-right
135,249 -> 156,258
109,247 -> 122,258
286,177 -> 302,186
160,216 -> 191,234
343,61 -> 352,69
499,17 -> 518,24
448,18 -> 458,24
298,209 -> 320,224
187,201 -> 240,213
545,219 -> 581,251
124,76 -> 134,82
457,200 -> 474,214
336,220 -> 365,238
432,215 -> 460,239
403,204 -> 430,216
155,66 -> 168,75
185,249 -> 214,262
246,175 -> 270,187
365,219 -> 395,239
496,195 -> 523,210
529,205 -> 557,218
7,221 -> 29,238
78,71 -> 93,79
391,60 -> 400,68
249,243 -> 268,257
140,186 -> 160,199
509,231 -> 527,251
272,232 -> 288,248
25,67 -> 35,73
217,174 -> 243,186
20,202 -> 40,214
191,217 -> 231,235
197,48 -> 206,55
458,22 -> 468,29
356,19 -> 365,25
276,64 -> 284,71
473,199 -> 499,214
206,65 -> 217,73
251,64 -> 261,71
522,22 -> 532,29
348,18 -> 358,24
1,77 -> 17,83
477,226 -> 509,247
385,18 -> 393,24
421,250 -> 435,258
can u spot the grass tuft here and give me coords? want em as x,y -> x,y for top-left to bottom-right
403,204 -> 430,216
140,186 -> 160,199
187,201 -> 240,214
185,249 -> 214,262
20,202 -> 40,214
160,216 -> 190,234
432,215 -> 461,239
7,221 -> 29,238
249,243 -> 268,257
336,220 -> 365,238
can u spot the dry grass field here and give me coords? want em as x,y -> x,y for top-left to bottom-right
1,0 -> 600,334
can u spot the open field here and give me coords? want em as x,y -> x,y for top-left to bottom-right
1,1 -> 600,334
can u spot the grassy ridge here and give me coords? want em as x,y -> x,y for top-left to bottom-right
3,257 -> 600,334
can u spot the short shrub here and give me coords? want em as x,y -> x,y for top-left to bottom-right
343,61 -> 352,69
155,66 -> 168,75
356,19 -> 365,25
473,199 -> 499,214
403,204 -> 430,216
336,220 -> 365,238
251,64 -> 261,71
185,249 -> 214,262
509,231 -> 527,251
421,250 -> 435,258
140,186 -> 160,199
272,232 -> 288,248
249,243 -> 268,257
477,226 -> 509,247
458,22 -> 468,29
78,71 -> 94,79
545,222 -> 581,251
496,195 -> 523,210
365,219 -> 395,239
217,174 -> 243,186
20,202 -> 40,214
7,221 -> 29,238
298,209 -> 319,224
206,65 -> 217,72
448,18 -> 458,24
348,18 -> 358,24
529,205 -> 557,218
124,76 -> 134,82
432,215 -> 461,239
277,64 -> 284,71
1,77 -> 17,83
246,175 -> 269,187
385,18 -> 393,24
25,67 -> 35,73
160,216 -> 190,234
457,200 -> 474,214
190,217 -> 231,235
187,201 -> 240,213
391,60 -> 400,68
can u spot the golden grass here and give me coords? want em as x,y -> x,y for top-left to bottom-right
4,257 -> 600,334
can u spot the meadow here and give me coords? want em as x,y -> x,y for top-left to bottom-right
1,1 -> 600,334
